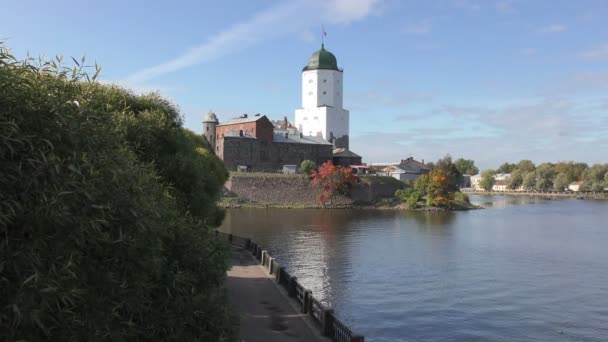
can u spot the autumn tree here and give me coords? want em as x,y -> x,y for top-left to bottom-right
311,161 -> 356,205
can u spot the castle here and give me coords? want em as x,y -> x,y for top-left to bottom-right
204,44 -> 361,172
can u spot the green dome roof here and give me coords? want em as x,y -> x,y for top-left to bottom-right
203,111 -> 218,123
303,44 -> 339,71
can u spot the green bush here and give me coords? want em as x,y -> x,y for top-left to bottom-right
406,191 -> 422,209
300,159 -> 317,176
0,46 -> 235,340
453,191 -> 471,204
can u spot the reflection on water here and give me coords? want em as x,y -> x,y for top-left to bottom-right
220,196 -> 608,342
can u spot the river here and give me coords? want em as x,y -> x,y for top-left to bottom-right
219,195 -> 608,341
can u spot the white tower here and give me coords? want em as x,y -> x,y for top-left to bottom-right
295,44 -> 350,149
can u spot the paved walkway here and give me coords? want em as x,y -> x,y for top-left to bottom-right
227,247 -> 328,342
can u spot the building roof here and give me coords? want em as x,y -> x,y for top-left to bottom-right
223,130 -> 256,139
203,111 -> 218,123
273,132 -> 333,145
303,44 -> 339,71
383,158 -> 430,174
332,148 -> 361,158
217,114 -> 267,126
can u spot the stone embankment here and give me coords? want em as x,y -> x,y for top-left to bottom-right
221,174 -> 404,208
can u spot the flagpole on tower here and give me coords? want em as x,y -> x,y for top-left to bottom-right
322,24 -> 326,48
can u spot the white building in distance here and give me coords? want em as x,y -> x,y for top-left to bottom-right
295,44 -> 350,150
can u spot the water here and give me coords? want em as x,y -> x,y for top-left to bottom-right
219,196 -> 608,341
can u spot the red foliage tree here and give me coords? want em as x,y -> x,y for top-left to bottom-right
311,161 -> 356,205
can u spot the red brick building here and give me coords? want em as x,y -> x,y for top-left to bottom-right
215,114 -> 273,143
205,113 -> 334,172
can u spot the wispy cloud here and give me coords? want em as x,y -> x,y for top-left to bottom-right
537,24 -> 566,34
123,0 -> 383,85
495,0 -> 515,13
324,0 -> 384,24
351,94 -> 608,168
401,20 -> 432,35
578,44 -> 608,60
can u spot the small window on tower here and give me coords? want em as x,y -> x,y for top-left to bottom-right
323,91 -> 327,95
323,79 -> 327,83
314,116 -> 318,120
308,91 -> 313,96
309,79 -> 313,83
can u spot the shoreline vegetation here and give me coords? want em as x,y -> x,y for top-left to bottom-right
1,45 -> 236,340
462,189 -> 608,200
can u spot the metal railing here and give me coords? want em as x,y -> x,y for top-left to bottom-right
216,231 -> 364,342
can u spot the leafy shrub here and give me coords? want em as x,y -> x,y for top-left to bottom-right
300,159 -> 317,176
0,45 -> 235,340
406,191 -> 422,209
453,191 -> 471,204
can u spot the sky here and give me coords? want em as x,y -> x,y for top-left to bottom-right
2,0 -> 608,169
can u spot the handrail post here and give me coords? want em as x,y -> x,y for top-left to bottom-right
228,233 -> 233,244
288,276 -> 297,297
303,290 -> 312,313
350,335 -> 364,342
322,308 -> 334,336
261,250 -> 267,265
268,258 -> 275,274
274,264 -> 281,282
245,238 -> 251,250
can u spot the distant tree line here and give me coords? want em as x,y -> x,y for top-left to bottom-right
480,160 -> 608,192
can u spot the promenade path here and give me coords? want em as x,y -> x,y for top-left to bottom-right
227,246 -> 328,342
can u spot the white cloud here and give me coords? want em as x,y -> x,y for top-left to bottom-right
323,0 -> 384,24
578,44 -> 608,60
537,25 -> 566,34
495,1 -> 515,13
401,20 -> 432,35
122,0 -> 383,85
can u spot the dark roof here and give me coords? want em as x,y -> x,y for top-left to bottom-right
217,115 -> 268,126
303,44 -> 340,71
273,132 -> 333,145
223,130 -> 256,139
384,159 -> 430,174
332,148 -> 361,158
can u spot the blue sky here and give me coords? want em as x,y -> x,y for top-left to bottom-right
2,0 -> 607,169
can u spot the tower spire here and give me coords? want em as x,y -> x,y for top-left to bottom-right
321,25 -> 326,48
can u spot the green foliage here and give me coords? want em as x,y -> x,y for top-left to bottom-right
454,158 -> 479,175
434,155 -> 462,192
407,191 -> 422,208
534,163 -> 556,191
522,172 -> 536,190
479,169 -> 496,191
395,188 -> 414,201
517,160 -> 536,173
553,172 -> 570,191
300,159 -> 317,176
497,162 -> 517,174
0,45 -> 235,340
453,191 -> 471,205
507,169 -> 524,189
